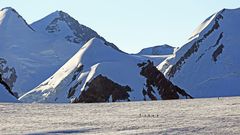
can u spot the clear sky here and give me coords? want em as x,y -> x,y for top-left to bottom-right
0,0 -> 240,53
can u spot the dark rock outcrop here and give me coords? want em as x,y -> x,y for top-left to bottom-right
0,58 -> 17,90
138,60 -> 193,100
212,44 -> 224,62
73,74 -> 132,103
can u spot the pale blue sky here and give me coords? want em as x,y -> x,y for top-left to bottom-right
0,1 -> 240,53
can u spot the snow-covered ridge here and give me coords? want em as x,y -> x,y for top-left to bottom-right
188,13 -> 216,41
0,7 -> 34,33
19,38 -> 191,103
19,38 -> 140,102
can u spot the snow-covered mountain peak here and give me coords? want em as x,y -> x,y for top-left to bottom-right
65,37 -> 130,68
158,7 -> 240,98
31,10 -> 100,41
0,7 -> 18,16
189,8 -> 240,41
31,10 -> 121,51
0,7 -> 34,34
31,10 -> 80,34
19,37 -> 135,102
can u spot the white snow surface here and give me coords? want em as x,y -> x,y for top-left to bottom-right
1,97 -> 240,134
20,38 -> 164,103
158,8 -> 240,98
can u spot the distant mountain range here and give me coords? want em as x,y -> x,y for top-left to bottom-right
1,7 -> 240,102
137,44 -> 176,56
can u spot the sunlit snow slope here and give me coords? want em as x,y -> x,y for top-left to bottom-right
19,38 -> 149,102
20,38 -> 191,103
159,8 -> 240,98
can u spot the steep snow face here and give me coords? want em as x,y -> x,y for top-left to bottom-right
19,38 -> 190,103
0,7 -> 34,35
188,13 -> 217,41
31,11 -> 121,51
138,44 -> 176,55
158,8 -> 240,98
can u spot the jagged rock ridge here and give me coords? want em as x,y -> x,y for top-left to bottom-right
139,61 -> 193,100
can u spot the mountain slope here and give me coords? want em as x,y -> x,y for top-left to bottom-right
158,8 -> 240,98
20,38 -> 192,103
0,7 -> 81,96
0,7 -> 120,97
0,7 -> 34,35
19,38 -> 145,103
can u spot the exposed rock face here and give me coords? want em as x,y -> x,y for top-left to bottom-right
46,11 -> 99,44
138,60 -> 193,100
0,58 -> 17,90
73,74 -> 132,103
212,44 -> 224,62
